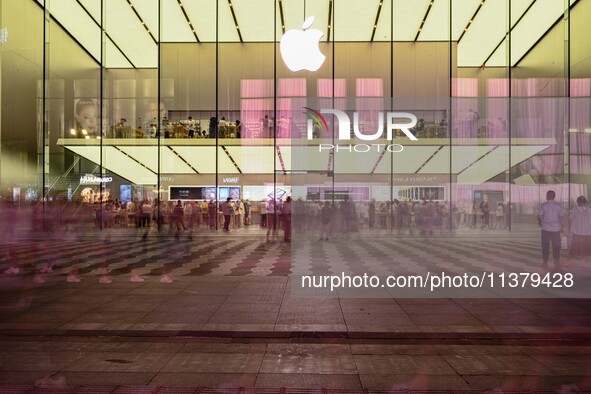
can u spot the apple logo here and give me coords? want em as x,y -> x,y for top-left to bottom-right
280,16 -> 325,72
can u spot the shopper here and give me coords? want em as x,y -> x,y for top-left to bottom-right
208,199 -> 217,229
538,190 -> 564,270
222,197 -> 233,232
495,202 -> 505,229
368,198 -> 376,229
567,195 -> 591,265
266,199 -> 277,242
236,200 -> 245,227
480,198 -> 490,228
260,199 -> 268,228
244,199 -> 251,225
283,197 -> 292,242
319,201 -> 332,241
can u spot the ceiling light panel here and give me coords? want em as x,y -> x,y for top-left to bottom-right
451,0 -> 480,40
276,146 -> 291,172
129,0 -> 158,38
389,0 -> 430,41
281,0 -> 329,41
172,146 -> 216,172
79,0 -> 101,24
105,147 -> 158,184
419,0 -> 452,41
374,146 -> 440,174
333,150 -> 382,173
289,146 -> 330,172
217,146 -> 241,173
507,0 -> 571,66
218,0 -> 241,42
105,39 -> 133,68
105,0 -> 157,67
48,0 -> 102,61
182,0 -> 215,41
457,145 -> 549,184
116,146 -> 196,173
372,0 -> 391,41
231,0 -> 274,42
161,0 -> 194,42
484,0 -> 537,66
333,0 -> 380,41
225,146 -> 274,173
457,0 -> 507,67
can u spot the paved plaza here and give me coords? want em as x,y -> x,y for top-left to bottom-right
1,228 -> 590,392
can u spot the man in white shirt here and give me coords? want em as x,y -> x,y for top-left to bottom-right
538,190 -> 564,270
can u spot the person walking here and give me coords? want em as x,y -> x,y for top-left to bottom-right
566,195 -> 591,266
538,190 -> 564,271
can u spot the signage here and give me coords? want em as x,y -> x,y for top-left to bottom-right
223,177 -> 239,184
80,175 -> 113,185
280,16 -> 325,72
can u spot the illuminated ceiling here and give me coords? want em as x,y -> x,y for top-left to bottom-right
57,138 -> 554,185
35,0 -> 578,69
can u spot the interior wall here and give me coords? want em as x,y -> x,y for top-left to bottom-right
0,0 -> 100,192
0,0 -> 43,190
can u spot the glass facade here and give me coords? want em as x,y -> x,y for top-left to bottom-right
0,0 -> 590,294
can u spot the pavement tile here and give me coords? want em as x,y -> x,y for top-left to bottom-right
359,373 -> 471,391
351,344 -> 438,355
463,374 -> 590,391
265,343 -> 351,355
443,354 -> 554,375
353,355 -> 457,375
260,353 -> 357,374
149,372 -> 256,388
60,371 -> 156,386
344,313 -> 416,327
161,353 -> 263,373
207,311 -> 279,325
255,373 -> 362,389
527,355 -> 591,375
63,352 -> 175,372
0,351 -> 86,371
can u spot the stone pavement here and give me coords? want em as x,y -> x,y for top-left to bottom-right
1,230 -> 590,391
0,336 -> 590,391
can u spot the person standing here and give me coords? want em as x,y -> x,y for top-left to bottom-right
260,199 -> 268,228
222,197 -> 233,232
262,115 -> 270,138
538,190 -> 564,271
236,200 -> 245,227
282,197 -> 292,242
266,199 -> 277,242
567,195 -> 591,265
244,199 -> 251,225
368,198 -> 376,229
186,116 -> 196,138
495,202 -> 505,229
208,199 -> 217,229
319,201 -> 332,241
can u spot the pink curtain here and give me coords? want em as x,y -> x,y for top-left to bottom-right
486,78 -> 509,138
277,78 -> 306,138
452,78 -> 478,138
355,78 -> 384,139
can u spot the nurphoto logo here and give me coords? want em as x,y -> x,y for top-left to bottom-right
304,107 -> 419,153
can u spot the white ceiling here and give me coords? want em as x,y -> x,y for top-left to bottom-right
37,0 -> 576,69
57,138 -> 554,186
